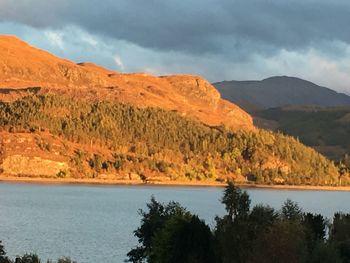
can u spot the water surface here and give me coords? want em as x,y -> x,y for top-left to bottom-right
0,183 -> 349,262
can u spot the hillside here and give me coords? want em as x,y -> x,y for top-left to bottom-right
255,106 -> 350,160
213,76 -> 350,111
0,35 -> 253,131
0,95 -> 347,185
0,36 -> 349,186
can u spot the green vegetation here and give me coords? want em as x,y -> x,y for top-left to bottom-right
127,197 -> 215,263
128,183 -> 350,263
0,95 -> 349,185
255,106 -> 350,161
0,247 -> 76,263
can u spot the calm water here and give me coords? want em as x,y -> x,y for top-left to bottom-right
0,183 -> 349,262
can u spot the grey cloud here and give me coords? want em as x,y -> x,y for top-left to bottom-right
1,1 -> 350,93
1,0 -> 350,57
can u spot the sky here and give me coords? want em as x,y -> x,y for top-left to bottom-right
1,0 -> 350,93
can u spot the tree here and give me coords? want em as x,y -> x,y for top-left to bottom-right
302,213 -> 327,253
303,213 -> 326,241
127,197 -> 190,262
248,204 -> 278,239
214,182 -> 253,263
150,215 -> 215,263
0,241 -> 5,258
221,182 -> 250,220
281,199 -> 303,221
0,241 -> 11,263
215,216 -> 251,263
330,213 -> 350,261
56,257 -> 77,263
248,221 -> 307,263
14,254 -> 41,263
309,242 -> 343,263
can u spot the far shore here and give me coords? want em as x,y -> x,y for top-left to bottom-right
1,175 -> 350,191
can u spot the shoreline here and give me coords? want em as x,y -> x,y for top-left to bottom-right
1,175 -> 350,191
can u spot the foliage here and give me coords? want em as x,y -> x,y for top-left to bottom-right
247,221 -> 308,263
281,199 -> 303,221
302,213 -> 327,253
341,154 -> 350,170
126,197 -> 214,263
56,257 -> 77,263
0,246 -> 76,263
330,213 -> 350,261
0,95 -> 346,185
0,241 -> 11,263
221,182 -> 250,220
255,106 -> 350,161
0,241 -> 5,257
150,215 -> 215,263
129,183 -> 350,263
14,254 -> 41,263
127,197 -> 189,262
309,242 -> 343,263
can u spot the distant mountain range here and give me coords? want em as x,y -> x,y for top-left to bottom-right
213,76 -> 350,111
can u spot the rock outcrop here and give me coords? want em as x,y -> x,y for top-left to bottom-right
1,155 -> 68,177
0,35 -> 254,131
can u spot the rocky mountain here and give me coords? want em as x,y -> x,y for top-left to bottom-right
0,35 -> 253,131
213,76 -> 350,111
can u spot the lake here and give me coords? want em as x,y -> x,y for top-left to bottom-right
0,183 -> 349,262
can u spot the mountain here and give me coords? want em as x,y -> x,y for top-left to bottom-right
0,35 -> 253,131
0,35 -> 349,186
213,76 -> 350,111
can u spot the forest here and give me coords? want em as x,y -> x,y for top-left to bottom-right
0,95 -> 349,185
255,106 -> 350,161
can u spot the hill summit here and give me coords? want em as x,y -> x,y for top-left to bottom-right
0,35 -> 253,131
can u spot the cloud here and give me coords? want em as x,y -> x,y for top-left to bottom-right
44,31 -> 64,49
1,0 -> 350,56
81,34 -> 98,47
0,1 -> 350,93
113,55 -> 124,70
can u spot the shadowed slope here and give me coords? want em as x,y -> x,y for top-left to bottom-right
214,76 -> 350,111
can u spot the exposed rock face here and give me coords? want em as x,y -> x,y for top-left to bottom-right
0,35 -> 254,131
164,75 -> 221,107
0,132 -> 70,177
1,155 -> 68,177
